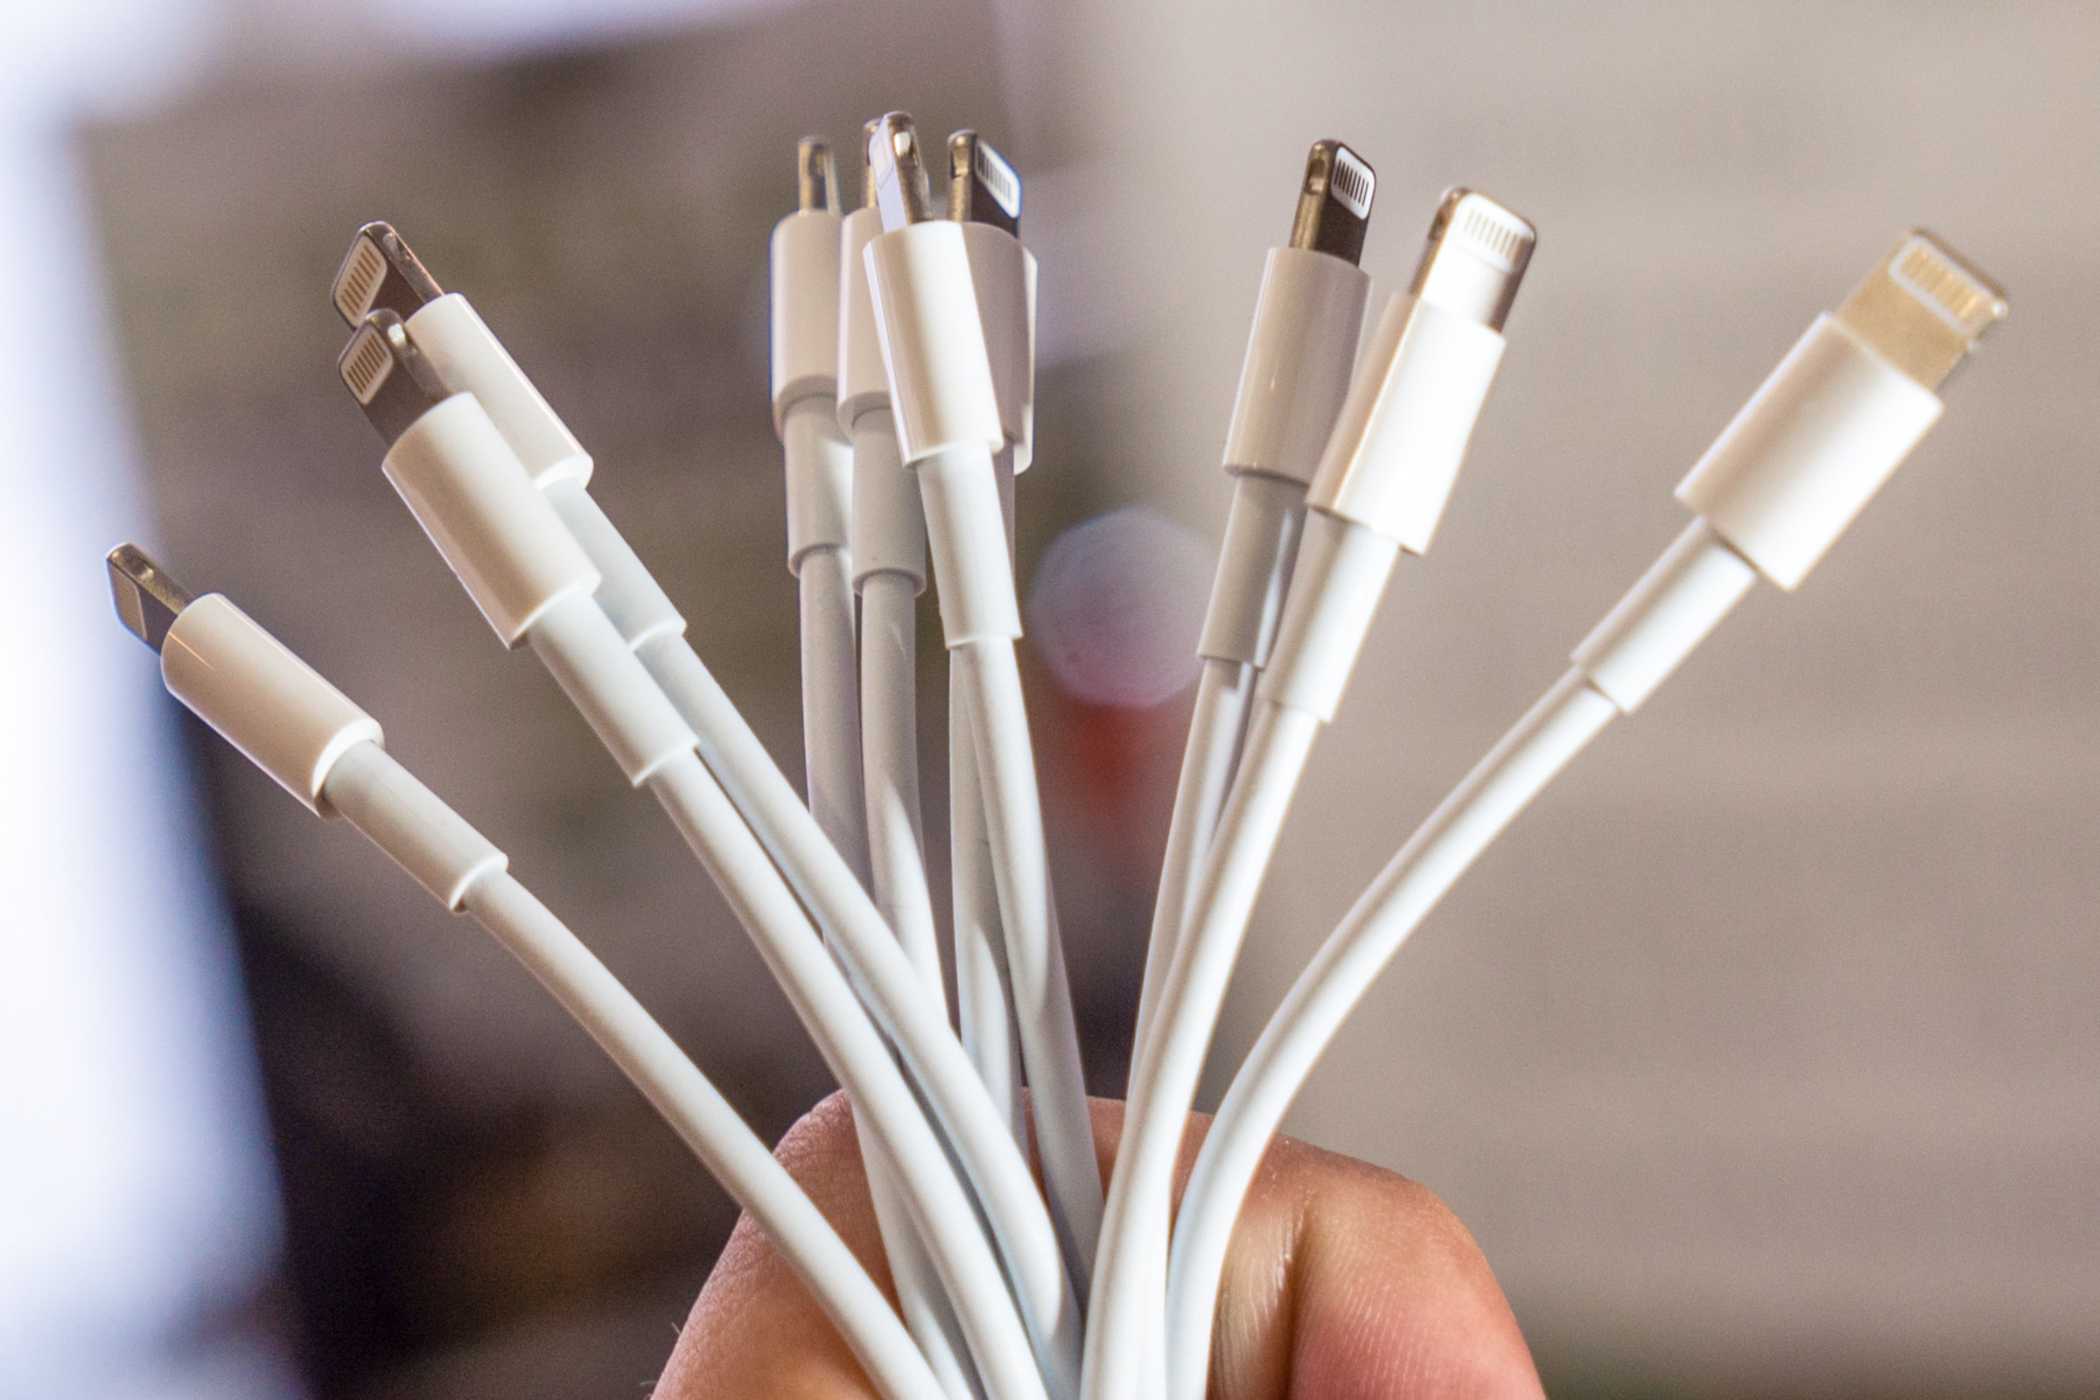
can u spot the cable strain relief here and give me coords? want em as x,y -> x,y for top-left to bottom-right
1572,518 -> 1760,713
784,397 -> 854,567
1197,472 -> 1309,667
527,593 -> 699,786
917,445 -> 1020,645
322,741 -> 509,910
543,477 -> 688,651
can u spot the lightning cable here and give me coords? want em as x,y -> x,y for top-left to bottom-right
333,311 -> 1076,1400
864,112 -> 1102,1291
1132,139 -> 1375,1070
103,545 -> 945,1400
944,127 -> 1034,1142
1087,189 -> 1536,1400
330,224 -> 1082,1396
841,122 -> 946,1009
1163,231 -> 2009,1400
775,136 -> 873,888
836,129 -> 988,1400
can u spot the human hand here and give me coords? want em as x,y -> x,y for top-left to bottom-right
657,1094 -> 1542,1399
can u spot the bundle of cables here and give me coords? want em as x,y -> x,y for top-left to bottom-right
105,111 -> 2007,1400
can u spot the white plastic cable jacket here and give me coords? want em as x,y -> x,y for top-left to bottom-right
635,634 -> 1082,1388
1163,670 -> 1619,1400
1130,656 -> 1253,1061
1163,523 -> 1758,1399
312,743 -> 940,1400
646,750 -> 1057,1400
1084,702 -> 1321,1400
860,570 -> 941,997
524,480 -> 1071,1354
955,640 -> 1102,1275
799,547 -> 871,886
951,675 -> 1022,1140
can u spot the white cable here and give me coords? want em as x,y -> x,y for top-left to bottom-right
865,115 -> 1103,1292
332,237 -> 1082,1391
776,145 -> 872,884
1087,192 -> 1535,1400
643,747 -> 1054,1400
1134,184 -> 1375,1059
952,677 -> 1024,1138
104,566 -> 942,1400
844,198 -> 945,1005
1165,233 -> 2007,1400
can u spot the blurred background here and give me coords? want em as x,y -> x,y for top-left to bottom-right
4,0 -> 2095,1395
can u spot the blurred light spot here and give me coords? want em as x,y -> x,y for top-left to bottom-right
1026,506 -> 1210,709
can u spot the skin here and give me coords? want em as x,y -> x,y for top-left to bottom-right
657,1095 -> 1544,1400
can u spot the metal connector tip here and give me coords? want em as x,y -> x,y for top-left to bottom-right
858,119 -> 882,210
867,112 -> 935,231
1835,230 -> 2007,391
1409,188 -> 1536,331
1289,140 -> 1376,265
947,130 -> 1021,235
797,137 -> 838,213
332,221 -> 444,328
339,309 -> 452,445
107,543 -> 193,653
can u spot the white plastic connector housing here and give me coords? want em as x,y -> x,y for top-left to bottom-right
1572,521 -> 1759,713
1675,314 -> 1944,590
383,394 -> 602,646
322,741 -> 507,909
771,208 -> 844,433
1220,247 -> 1373,486
1255,509 -> 1402,721
161,594 -> 384,814
405,294 -> 593,490
864,223 -> 1004,465
958,222 -> 1037,472
1306,291 -> 1507,553
837,207 -> 891,430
